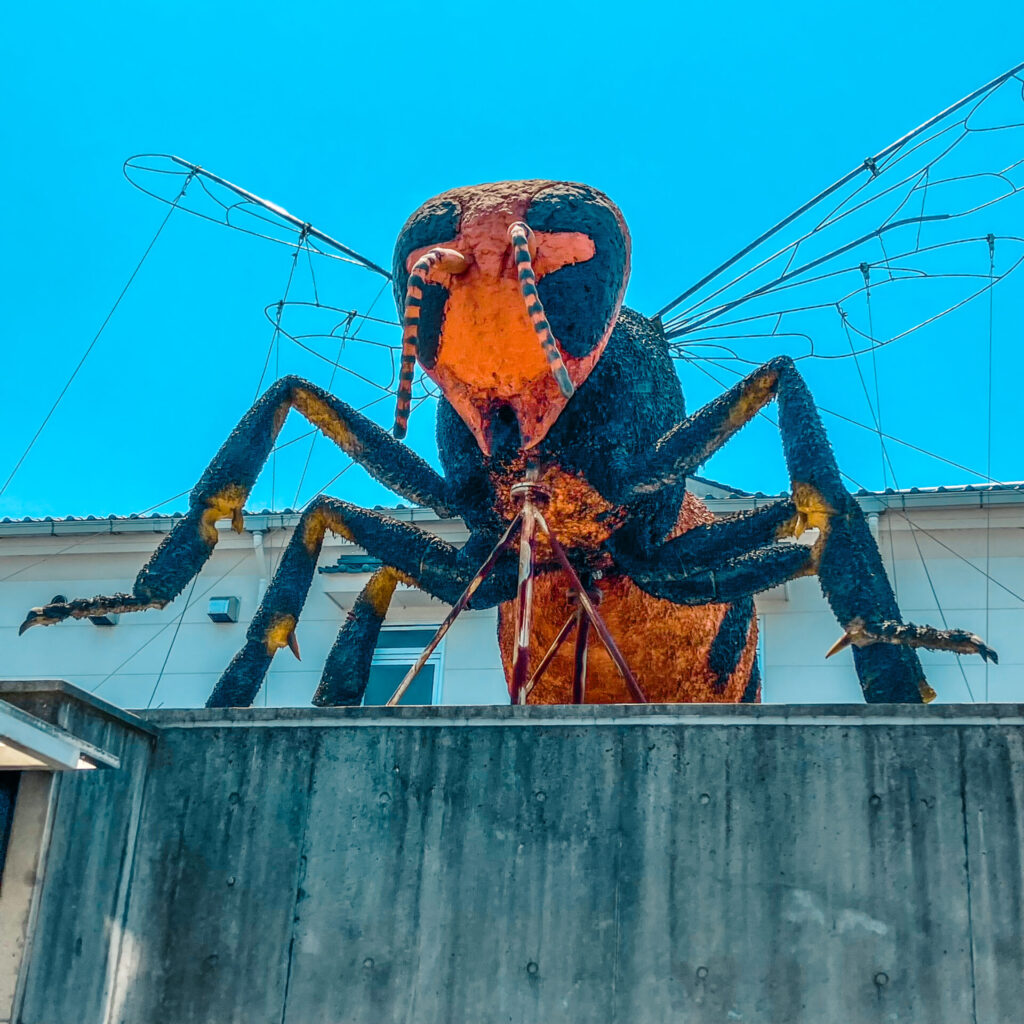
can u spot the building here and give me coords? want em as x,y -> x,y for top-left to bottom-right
2,482 -> 1022,709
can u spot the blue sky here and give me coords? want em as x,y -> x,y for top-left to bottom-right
2,2 -> 1023,518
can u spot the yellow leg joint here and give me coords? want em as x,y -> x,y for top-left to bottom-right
301,505 -> 354,554
726,370 -> 778,432
200,484 -> 249,545
781,481 -> 837,539
293,388 -> 363,457
364,566 -> 401,617
265,613 -> 299,657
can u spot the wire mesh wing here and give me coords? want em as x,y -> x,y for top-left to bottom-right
121,154 -> 442,508
123,154 -> 392,279
656,64 -> 1024,367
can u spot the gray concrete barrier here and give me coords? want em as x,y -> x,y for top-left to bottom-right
10,697 -> 1024,1023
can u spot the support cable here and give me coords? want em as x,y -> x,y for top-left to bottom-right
253,227 -> 308,515
91,551 -> 250,696
0,172 -> 195,499
840,313 -> 974,697
146,575 -> 199,708
688,356 -> 1024,602
291,279 -> 390,508
985,233 -> 995,700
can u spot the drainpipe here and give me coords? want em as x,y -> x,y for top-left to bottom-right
866,511 -> 880,542
252,530 -> 268,604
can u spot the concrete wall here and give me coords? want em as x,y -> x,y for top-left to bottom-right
14,701 -> 1024,1023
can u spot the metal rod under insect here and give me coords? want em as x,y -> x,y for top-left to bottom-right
523,610 -> 578,701
537,514 -> 649,704
385,513 -> 522,707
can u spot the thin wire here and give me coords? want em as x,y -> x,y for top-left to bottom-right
0,428 -> 325,585
254,227 -> 308,513
901,495 -> 976,700
861,264 -> 888,491
985,234 -> 995,700
91,551 -> 252,695
837,316 -> 977,697
0,173 -> 195,498
254,228 -> 307,402
291,279 -> 391,508
145,575 -> 199,708
840,309 -> 900,602
684,354 -> 1024,602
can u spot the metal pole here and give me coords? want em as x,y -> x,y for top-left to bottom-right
510,466 -> 546,705
536,513 -> 649,704
523,611 -> 578,701
166,155 -> 393,279
385,513 -> 522,707
571,606 -> 591,704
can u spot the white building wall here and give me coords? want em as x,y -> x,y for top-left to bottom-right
2,491 -> 1022,708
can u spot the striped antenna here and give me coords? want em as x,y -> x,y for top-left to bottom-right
507,222 -> 574,399
394,247 -> 469,439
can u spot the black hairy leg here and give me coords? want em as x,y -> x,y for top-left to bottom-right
621,357 -> 993,702
207,497 -> 518,708
20,376 -> 455,634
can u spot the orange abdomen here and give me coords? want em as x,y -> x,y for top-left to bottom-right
495,490 -> 760,704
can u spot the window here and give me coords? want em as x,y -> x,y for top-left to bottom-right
362,627 -> 444,706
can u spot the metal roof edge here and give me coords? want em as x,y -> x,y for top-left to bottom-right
2,484 -> 1023,539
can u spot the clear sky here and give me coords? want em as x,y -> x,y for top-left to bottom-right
2,1 -> 1023,519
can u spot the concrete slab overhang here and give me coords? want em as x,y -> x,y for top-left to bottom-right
0,679 -> 155,770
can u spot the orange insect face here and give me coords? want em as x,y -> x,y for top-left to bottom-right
392,181 -> 631,453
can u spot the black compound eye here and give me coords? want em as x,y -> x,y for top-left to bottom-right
525,185 -> 628,359
392,198 -> 460,311
393,198 -> 461,370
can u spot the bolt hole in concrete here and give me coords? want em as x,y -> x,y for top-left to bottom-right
869,794 -> 882,807
378,792 -> 391,806
699,793 -> 711,805
228,792 -> 241,806
526,962 -> 539,976
696,966 -> 709,980
874,971 -> 889,987
363,958 -> 374,971
534,790 -> 546,802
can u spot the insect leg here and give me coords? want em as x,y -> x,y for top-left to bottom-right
611,498 -> 796,575
20,375 -> 454,634
312,568 -> 401,707
208,497 -> 517,707
625,539 -> 816,605
628,356 -> 990,702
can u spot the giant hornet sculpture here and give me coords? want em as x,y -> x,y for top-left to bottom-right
21,176 -> 997,705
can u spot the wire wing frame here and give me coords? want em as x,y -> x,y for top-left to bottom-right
123,154 -> 393,279
657,63 -> 1024,367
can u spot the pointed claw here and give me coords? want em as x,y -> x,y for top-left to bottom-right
977,642 -> 999,665
19,602 -> 71,634
825,632 -> 853,659
19,609 -> 46,634
287,630 -> 301,660
826,615 -> 998,665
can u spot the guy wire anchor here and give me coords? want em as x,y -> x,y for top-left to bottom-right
385,463 -> 648,707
